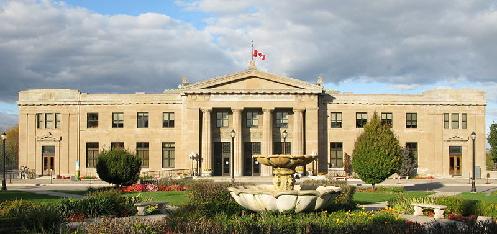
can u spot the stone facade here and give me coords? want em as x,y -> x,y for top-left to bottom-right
17,63 -> 486,178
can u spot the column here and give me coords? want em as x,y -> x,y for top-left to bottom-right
292,109 -> 304,155
201,108 -> 212,175
261,108 -> 273,176
232,108 -> 243,176
305,108 -> 319,175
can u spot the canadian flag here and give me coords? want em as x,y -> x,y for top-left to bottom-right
252,49 -> 266,60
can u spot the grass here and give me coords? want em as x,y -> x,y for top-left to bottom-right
50,190 -> 88,196
455,192 -> 497,202
123,191 -> 189,206
353,191 -> 433,204
0,191 -> 62,204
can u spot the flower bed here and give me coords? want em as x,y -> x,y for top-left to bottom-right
121,183 -> 188,193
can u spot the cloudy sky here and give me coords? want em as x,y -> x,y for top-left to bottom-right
0,0 -> 496,133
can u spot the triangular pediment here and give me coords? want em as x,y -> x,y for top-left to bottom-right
180,66 -> 323,95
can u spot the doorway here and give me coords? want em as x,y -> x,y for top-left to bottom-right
449,146 -> 462,176
42,145 -> 55,176
243,142 -> 261,176
213,142 -> 231,176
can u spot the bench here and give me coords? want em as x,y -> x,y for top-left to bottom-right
134,201 -> 168,216
411,203 -> 447,219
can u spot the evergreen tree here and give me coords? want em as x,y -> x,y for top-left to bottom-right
96,149 -> 142,186
488,123 -> 497,165
398,147 -> 417,177
352,112 -> 402,189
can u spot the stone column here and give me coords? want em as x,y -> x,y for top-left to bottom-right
305,108 -> 319,175
232,108 -> 243,176
292,109 -> 304,155
201,108 -> 212,175
261,108 -> 273,176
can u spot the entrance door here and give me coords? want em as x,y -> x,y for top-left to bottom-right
213,142 -> 231,176
42,146 -> 55,176
449,146 -> 462,176
243,142 -> 261,176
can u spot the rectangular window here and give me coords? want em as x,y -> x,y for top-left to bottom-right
246,111 -> 259,128
444,113 -> 449,129
86,142 -> 99,168
45,113 -> 54,129
163,112 -> 175,128
381,112 -> 393,127
462,113 -> 467,129
112,112 -> 124,128
273,142 -> 291,155
137,112 -> 149,128
162,142 -> 175,168
406,113 -> 417,128
55,113 -> 61,129
451,113 -> 459,129
36,113 -> 44,129
111,142 -> 124,150
356,112 -> 368,128
330,112 -> 342,128
216,111 -> 229,128
406,142 -> 418,162
87,113 -> 99,128
136,142 -> 149,168
329,142 -> 343,168
275,111 -> 289,128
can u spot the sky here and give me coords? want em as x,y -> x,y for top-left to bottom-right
0,0 -> 496,134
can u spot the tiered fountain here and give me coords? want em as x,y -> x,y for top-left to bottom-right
228,154 -> 341,213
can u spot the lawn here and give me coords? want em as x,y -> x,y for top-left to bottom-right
353,191 -> 433,204
0,191 -> 62,204
455,192 -> 497,202
50,190 -> 88,196
123,191 -> 189,206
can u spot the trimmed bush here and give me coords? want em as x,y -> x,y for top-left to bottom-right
96,149 -> 142,186
186,180 -> 244,215
74,217 -> 167,234
352,113 -> 402,189
300,179 -> 356,210
0,200 -> 64,233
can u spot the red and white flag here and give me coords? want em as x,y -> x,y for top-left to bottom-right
252,49 -> 266,60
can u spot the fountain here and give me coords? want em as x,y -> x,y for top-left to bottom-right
228,154 -> 341,213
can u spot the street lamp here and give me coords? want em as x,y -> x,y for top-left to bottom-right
282,130 -> 288,155
230,129 -> 236,183
1,132 -> 7,191
470,131 -> 477,193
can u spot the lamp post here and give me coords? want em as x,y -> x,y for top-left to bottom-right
230,129 -> 235,183
282,130 -> 288,155
471,131 -> 476,193
1,132 -> 7,191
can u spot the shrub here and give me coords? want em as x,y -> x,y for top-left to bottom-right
96,149 -> 142,186
0,200 -> 64,233
186,180 -> 244,216
352,113 -> 402,189
300,179 -> 356,210
398,147 -> 417,177
75,217 -> 167,234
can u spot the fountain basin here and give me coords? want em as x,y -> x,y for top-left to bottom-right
228,184 -> 341,213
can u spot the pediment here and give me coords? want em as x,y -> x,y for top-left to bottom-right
36,132 -> 62,142
445,135 -> 468,142
181,66 -> 323,95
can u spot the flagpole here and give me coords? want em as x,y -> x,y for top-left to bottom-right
251,40 -> 254,61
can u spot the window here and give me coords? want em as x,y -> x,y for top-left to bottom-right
330,112 -> 342,128
216,111 -> 229,128
87,113 -> 99,128
55,113 -> 61,129
273,142 -> 291,155
137,112 -> 149,128
45,113 -> 54,129
406,142 -> 418,162
163,112 -> 175,128
444,113 -> 449,129
111,142 -> 124,150
86,142 -> 99,168
36,113 -> 44,129
162,142 -> 175,168
451,113 -> 459,129
462,113 -> 467,129
406,113 -> 417,128
246,111 -> 259,128
381,112 -> 393,127
356,112 -> 368,128
136,142 -> 149,168
112,112 -> 124,128
329,142 -> 343,168
275,111 -> 289,128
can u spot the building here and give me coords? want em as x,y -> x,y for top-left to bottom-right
17,62 -> 486,178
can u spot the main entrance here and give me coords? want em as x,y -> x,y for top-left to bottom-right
243,142 -> 261,176
213,142 -> 231,176
42,145 -> 55,176
449,146 -> 462,176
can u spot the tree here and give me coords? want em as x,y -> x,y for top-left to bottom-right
488,123 -> 497,167
0,124 -> 19,170
352,112 -> 402,190
343,153 -> 352,180
96,149 -> 142,186
398,147 -> 417,178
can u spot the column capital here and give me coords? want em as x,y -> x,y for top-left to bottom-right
231,108 -> 243,112
293,108 -> 305,112
201,108 -> 211,113
262,108 -> 274,112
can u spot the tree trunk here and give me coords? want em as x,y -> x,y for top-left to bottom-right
372,183 -> 376,191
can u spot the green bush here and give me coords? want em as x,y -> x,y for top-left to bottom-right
187,180 -> 244,215
300,179 -> 356,210
352,113 -> 402,189
96,149 -> 142,186
74,217 -> 167,234
0,200 -> 64,233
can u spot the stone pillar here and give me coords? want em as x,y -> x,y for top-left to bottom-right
232,108 -> 243,176
261,108 -> 273,176
201,108 -> 212,175
292,109 -> 304,155
305,108 -> 319,175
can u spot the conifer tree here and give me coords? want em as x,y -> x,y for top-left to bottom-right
488,123 -> 497,165
352,112 -> 402,189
